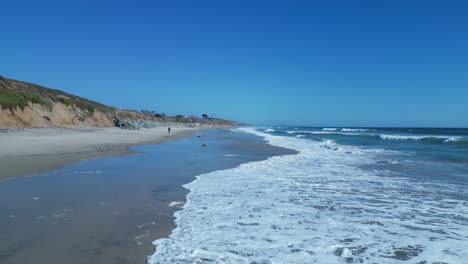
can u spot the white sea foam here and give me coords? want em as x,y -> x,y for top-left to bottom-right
148,128 -> 468,264
72,170 -> 102,174
322,128 -> 370,132
287,130 -> 329,134
444,137 -> 462,143
286,131 -> 465,144
168,201 -> 184,207
340,128 -> 370,132
379,134 -> 462,142
265,128 -> 276,133
286,130 -> 363,136
379,134 -> 432,140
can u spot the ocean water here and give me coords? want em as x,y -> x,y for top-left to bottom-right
148,127 -> 468,264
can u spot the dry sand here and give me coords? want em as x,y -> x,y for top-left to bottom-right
0,127 -> 194,179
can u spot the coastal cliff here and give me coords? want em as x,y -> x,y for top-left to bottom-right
0,75 -> 236,129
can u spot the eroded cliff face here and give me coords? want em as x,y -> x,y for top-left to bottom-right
0,74 -> 238,129
0,75 -> 116,128
0,102 -> 114,128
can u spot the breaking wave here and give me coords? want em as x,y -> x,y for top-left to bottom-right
379,135 -> 468,144
284,131 -> 468,144
340,128 -> 371,132
322,128 -> 371,132
148,128 -> 468,264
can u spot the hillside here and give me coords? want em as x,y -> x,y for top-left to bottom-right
0,75 -> 236,128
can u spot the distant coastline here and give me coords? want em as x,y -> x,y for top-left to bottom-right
0,74 -> 238,179
0,74 -> 237,129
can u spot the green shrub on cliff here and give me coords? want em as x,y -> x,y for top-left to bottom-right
0,89 -> 27,112
86,103 -> 95,114
58,97 -> 73,106
20,91 -> 52,111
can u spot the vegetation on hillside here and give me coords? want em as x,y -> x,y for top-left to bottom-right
0,74 -> 237,128
0,75 -> 109,114
0,89 -> 28,112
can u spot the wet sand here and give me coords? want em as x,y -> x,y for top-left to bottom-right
0,127 -> 194,179
0,128 -> 296,264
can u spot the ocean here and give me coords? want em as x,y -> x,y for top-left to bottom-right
149,127 -> 468,264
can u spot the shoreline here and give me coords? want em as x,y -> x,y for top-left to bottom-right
0,127 -> 196,180
0,128 -> 296,264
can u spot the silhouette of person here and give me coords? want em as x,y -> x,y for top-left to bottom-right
168,127 -> 171,134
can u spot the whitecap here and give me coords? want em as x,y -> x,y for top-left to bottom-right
168,201 -> 184,207
379,134 -> 461,142
286,130 -> 364,136
444,137 -> 462,143
72,170 -> 102,174
340,128 -> 370,132
148,127 -> 468,264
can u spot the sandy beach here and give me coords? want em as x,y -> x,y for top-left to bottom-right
0,128 -> 295,264
0,127 -> 194,179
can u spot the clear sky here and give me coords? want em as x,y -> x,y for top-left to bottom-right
1,0 -> 467,127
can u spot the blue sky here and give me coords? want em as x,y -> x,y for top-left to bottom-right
1,0 -> 467,127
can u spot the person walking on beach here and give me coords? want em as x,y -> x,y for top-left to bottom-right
168,127 -> 171,134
